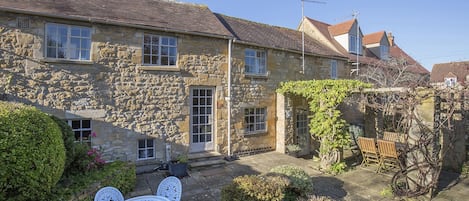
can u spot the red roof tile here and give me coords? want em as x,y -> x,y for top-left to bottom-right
328,19 -> 355,36
389,44 -> 429,74
363,31 -> 386,45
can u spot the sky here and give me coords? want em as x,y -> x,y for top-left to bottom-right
180,0 -> 469,71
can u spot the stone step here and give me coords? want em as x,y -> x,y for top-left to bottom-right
188,151 -> 224,163
189,159 -> 226,170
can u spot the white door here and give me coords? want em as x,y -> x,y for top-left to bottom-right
190,87 -> 214,152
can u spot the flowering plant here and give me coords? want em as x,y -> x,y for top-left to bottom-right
86,147 -> 106,170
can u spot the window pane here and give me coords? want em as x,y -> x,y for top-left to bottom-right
192,107 -> 198,115
80,50 -> 90,60
138,140 -> 145,148
69,48 -> 79,59
193,98 -> 198,105
193,125 -> 199,133
193,116 -> 198,124
161,46 -> 168,56
147,149 -> 154,158
143,45 -> 151,54
151,45 -> 159,55
82,120 -> 91,128
161,56 -> 168,65
74,131 -> 81,141
144,35 -> 151,44
58,48 -> 65,58
151,56 -> 158,64
81,39 -> 90,49
47,48 -> 56,58
71,27 -> 80,36
82,130 -> 91,140
151,36 -> 159,44
169,38 -> 176,46
71,120 -> 80,129
200,134 -> 205,142
206,134 -> 212,142
147,139 -> 153,147
81,28 -> 90,37
138,150 -> 145,158
162,37 -> 168,45
192,135 -> 199,143
169,57 -> 177,65
144,55 -> 150,64
169,47 -> 177,56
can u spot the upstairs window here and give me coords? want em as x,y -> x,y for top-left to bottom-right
349,34 -> 362,54
245,49 -> 267,75
380,45 -> 389,60
445,77 -> 457,87
68,119 -> 92,144
45,23 -> 91,61
244,107 -> 267,134
143,34 -> 177,66
330,60 -> 338,79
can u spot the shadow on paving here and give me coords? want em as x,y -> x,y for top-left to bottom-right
312,176 -> 347,199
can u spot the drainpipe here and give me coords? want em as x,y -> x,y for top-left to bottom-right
227,39 -> 233,156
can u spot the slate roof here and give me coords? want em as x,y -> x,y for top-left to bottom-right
0,0 -> 232,38
431,61 -> 469,84
363,31 -> 386,45
216,14 -> 345,58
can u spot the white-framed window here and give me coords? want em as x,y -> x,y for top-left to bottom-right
245,49 -> 267,75
45,23 -> 91,61
138,139 -> 155,160
296,112 -> 309,143
244,107 -> 267,134
330,60 -> 338,79
445,77 -> 457,87
67,119 -> 92,144
349,34 -> 362,54
143,34 -> 177,66
380,45 -> 389,60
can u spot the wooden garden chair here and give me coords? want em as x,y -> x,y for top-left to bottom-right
383,132 -> 400,142
377,140 -> 401,173
357,137 -> 380,169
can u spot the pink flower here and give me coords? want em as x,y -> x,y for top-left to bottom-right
91,132 -> 97,137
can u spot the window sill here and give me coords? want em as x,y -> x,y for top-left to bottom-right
243,130 -> 268,136
139,65 -> 180,72
42,58 -> 93,65
244,73 -> 269,79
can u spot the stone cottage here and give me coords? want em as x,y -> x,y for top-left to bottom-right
0,0 -> 349,166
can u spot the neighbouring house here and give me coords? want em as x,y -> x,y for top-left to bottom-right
300,17 -> 429,86
431,61 -> 469,88
0,0 -> 349,166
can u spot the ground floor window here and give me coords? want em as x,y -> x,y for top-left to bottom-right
138,139 -> 155,160
67,119 -> 92,144
244,107 -> 267,134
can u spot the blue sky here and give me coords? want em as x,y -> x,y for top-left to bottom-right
180,0 -> 469,71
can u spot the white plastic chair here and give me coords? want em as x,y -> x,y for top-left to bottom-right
94,186 -> 125,201
126,195 -> 170,201
155,176 -> 182,201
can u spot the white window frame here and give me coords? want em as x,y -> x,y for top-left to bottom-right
244,49 -> 267,75
67,119 -> 92,144
349,34 -> 362,54
445,77 -> 457,87
143,34 -> 177,66
45,23 -> 91,61
244,107 -> 267,134
330,60 -> 338,79
137,138 -> 156,160
296,112 -> 309,143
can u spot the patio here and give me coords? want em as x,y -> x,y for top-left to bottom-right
129,151 -> 468,201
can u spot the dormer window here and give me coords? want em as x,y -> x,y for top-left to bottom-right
380,45 -> 389,60
445,77 -> 457,87
349,34 -> 362,54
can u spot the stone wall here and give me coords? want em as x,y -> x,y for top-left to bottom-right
0,12 -> 229,164
0,12 -> 351,164
229,43 -> 348,155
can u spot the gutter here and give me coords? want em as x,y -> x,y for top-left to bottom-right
0,7 -> 233,40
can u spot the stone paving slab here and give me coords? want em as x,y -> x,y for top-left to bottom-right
129,152 -> 469,201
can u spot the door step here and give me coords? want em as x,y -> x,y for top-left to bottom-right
188,152 -> 226,170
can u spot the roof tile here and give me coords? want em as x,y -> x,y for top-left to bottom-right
431,61 -> 469,84
363,31 -> 386,45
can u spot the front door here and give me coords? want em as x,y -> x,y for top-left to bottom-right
190,87 -> 214,152
296,110 -> 311,156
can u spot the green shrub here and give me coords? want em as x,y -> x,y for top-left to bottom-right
221,174 -> 290,201
328,162 -> 347,175
50,115 -> 76,173
51,161 -> 136,200
0,101 -> 65,201
269,165 -> 313,196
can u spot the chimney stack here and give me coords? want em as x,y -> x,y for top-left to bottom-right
387,32 -> 394,46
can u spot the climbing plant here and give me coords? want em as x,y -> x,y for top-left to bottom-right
277,80 -> 371,171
